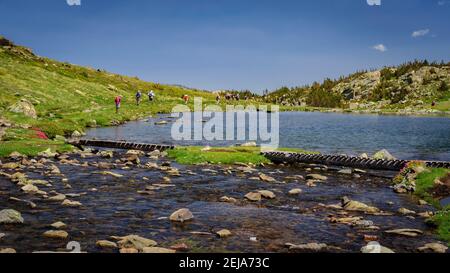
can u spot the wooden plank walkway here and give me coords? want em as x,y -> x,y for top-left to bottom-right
262,151 -> 450,171
68,139 -> 175,152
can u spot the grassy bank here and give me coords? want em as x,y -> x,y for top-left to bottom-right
168,146 -> 315,165
400,166 -> 450,244
416,169 -> 450,244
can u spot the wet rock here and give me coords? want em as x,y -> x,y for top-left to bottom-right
236,166 -> 257,173
43,230 -> 69,239
258,190 -> 276,199
9,151 -> 26,160
0,209 -> 24,224
161,161 -> 171,167
170,243 -> 189,251
220,196 -> 237,203
361,242 -> 395,253
97,162 -> 114,169
126,150 -> 145,156
285,175 -> 304,181
338,169 -> 353,175
145,162 -> 159,169
125,154 -> 140,165
417,243 -> 448,253
329,216 -> 362,224
99,150 -> 114,158
113,235 -> 157,251
48,194 -> 66,202
245,192 -> 262,202
142,247 -> 176,253
0,233 -> 5,240
49,165 -> 61,175
359,153 -> 369,159
216,229 -> 232,238
10,172 -> 27,184
373,149 -> 396,160
155,121 -> 168,125
0,248 -> 16,253
418,211 -> 434,218
384,229 -> 423,237
352,220 -> 377,229
418,200 -> 428,206
9,197 -> 37,209
21,184 -> 46,195
170,209 -> 194,223
96,240 -> 118,249
1,162 -> 20,169
286,243 -> 328,252
148,150 -> 161,157
398,208 -> 416,215
119,248 -> 139,254
393,185 -> 409,194
100,171 -> 123,178
288,188 -> 303,195
259,173 -> 276,183
363,235 -> 378,242
38,148 -> 58,158
341,197 -> 380,214
61,199 -> 82,207
306,181 -> 317,187
306,174 -> 328,181
51,221 -> 67,229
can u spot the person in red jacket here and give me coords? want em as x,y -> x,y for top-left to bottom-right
182,94 -> 190,104
115,96 -> 122,114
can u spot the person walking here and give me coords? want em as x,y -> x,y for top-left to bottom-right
182,94 -> 189,104
216,94 -> 221,104
114,96 -> 122,114
148,90 -> 155,102
135,90 -> 142,106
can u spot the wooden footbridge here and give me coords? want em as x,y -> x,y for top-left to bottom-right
68,139 -> 175,152
68,139 -> 450,171
262,151 -> 450,171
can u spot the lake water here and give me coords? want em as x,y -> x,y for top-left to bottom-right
85,112 -> 450,161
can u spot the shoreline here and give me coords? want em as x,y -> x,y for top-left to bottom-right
1,104 -> 450,159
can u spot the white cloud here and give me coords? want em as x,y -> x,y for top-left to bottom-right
412,29 -> 430,38
66,0 -> 81,6
367,0 -> 381,6
438,1 -> 450,6
372,44 -> 387,52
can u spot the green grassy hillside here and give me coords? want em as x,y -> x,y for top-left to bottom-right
0,36 -> 217,156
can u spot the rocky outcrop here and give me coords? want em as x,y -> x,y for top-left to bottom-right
8,99 -> 37,118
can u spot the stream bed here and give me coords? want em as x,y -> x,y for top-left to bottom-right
0,149 -> 446,253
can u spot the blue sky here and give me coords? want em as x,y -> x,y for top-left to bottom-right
0,0 -> 449,92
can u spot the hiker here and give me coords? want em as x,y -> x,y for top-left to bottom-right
216,94 -> 221,104
182,94 -> 190,104
148,90 -> 155,102
114,96 -> 122,114
135,90 -> 142,106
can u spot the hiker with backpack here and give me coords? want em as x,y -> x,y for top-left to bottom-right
135,90 -> 142,106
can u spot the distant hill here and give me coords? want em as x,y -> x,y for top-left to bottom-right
264,60 -> 450,113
